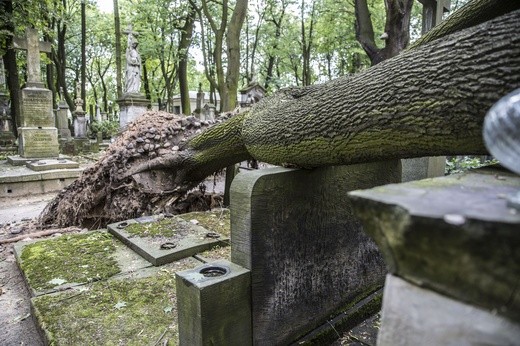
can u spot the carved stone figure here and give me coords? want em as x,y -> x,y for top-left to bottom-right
125,30 -> 141,94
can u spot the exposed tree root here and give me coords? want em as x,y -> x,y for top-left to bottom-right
40,111 -> 234,228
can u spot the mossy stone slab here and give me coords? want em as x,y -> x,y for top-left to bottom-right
107,215 -> 229,266
349,166 -> 520,321
14,230 -> 150,297
31,257 -> 200,346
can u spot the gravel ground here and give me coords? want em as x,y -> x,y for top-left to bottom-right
0,194 -> 51,346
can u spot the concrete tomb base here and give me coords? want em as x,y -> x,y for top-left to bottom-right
0,162 -> 81,197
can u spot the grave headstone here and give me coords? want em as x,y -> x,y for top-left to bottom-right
231,162 -> 400,344
95,103 -> 102,122
195,82 -> 204,116
9,28 -> 59,161
202,103 -> 215,121
71,84 -> 90,154
56,89 -> 71,141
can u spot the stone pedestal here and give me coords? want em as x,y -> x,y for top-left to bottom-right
176,260 -> 252,345
56,101 -> 71,140
117,93 -> 149,128
231,161 -> 401,344
378,275 -> 520,346
349,166 -> 520,344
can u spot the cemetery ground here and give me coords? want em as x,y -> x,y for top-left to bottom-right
0,155 -> 380,345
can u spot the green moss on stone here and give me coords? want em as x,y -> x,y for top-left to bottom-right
20,231 -> 120,291
125,218 -> 186,238
32,270 -> 180,346
177,209 -> 230,237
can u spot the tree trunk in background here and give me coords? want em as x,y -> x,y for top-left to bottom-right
53,22 -> 74,110
114,0 -> 123,97
142,58 -> 151,102
1,0 -> 20,135
264,1 -> 288,90
355,0 -> 414,65
223,0 -> 248,111
81,0 -> 86,102
300,0 -> 316,86
179,5 -> 196,115
40,5 -> 520,227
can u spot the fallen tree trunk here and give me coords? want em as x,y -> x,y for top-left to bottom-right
241,9 -> 520,167
40,3 -> 520,228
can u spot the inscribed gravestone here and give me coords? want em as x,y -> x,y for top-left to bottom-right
12,29 -> 59,159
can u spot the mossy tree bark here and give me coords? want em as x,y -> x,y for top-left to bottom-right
41,2 -> 520,227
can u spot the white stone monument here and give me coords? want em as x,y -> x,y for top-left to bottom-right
117,24 -> 149,129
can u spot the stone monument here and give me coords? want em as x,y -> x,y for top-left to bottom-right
117,24 -> 149,129
72,84 -> 90,153
195,83 -> 204,116
8,28 -> 60,164
202,103 -> 215,121
56,88 -> 72,142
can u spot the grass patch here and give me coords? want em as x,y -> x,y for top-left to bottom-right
32,269 -> 180,345
20,231 -> 120,291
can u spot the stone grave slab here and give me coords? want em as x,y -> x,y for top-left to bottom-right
107,214 -> 229,266
0,160 -> 82,197
349,165 -> 520,322
29,255 -> 200,346
25,158 -> 80,171
14,230 -> 150,297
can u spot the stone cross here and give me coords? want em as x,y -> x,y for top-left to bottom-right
123,24 -> 139,39
12,28 -> 52,88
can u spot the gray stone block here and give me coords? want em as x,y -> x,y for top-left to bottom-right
18,127 -> 59,158
117,94 -> 149,128
378,274 -> 520,346
19,87 -> 53,127
349,166 -> 520,321
176,260 -> 252,346
231,162 -> 401,344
